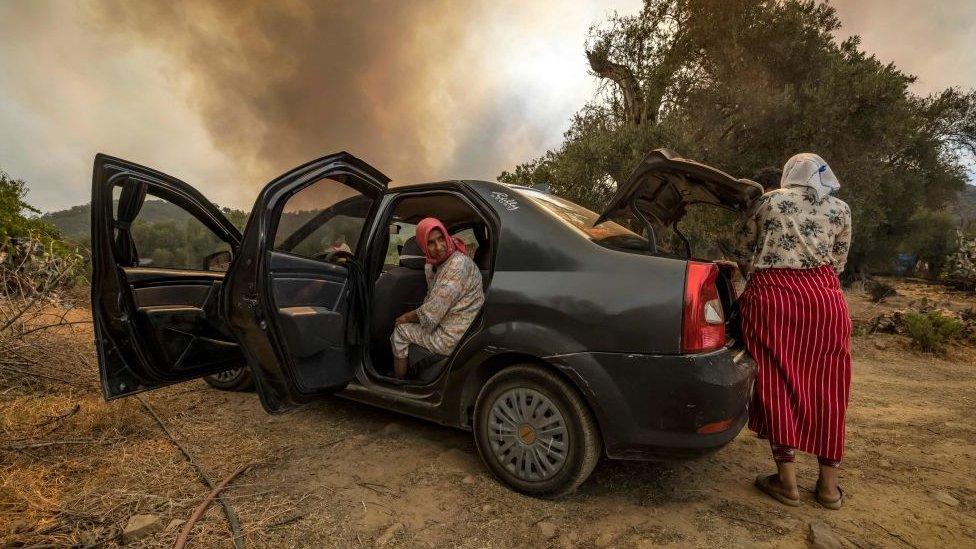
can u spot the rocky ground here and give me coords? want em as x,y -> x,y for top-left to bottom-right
1,278 -> 974,548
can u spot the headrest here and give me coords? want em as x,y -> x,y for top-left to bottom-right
398,236 -> 426,269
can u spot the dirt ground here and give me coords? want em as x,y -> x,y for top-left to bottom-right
1,278 -> 975,548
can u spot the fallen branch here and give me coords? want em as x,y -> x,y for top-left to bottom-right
0,364 -> 88,388
0,268 -> 71,333
174,463 -> 253,549
16,319 -> 92,338
1,438 -> 102,451
137,396 -> 246,549
32,403 -> 81,427
265,512 -> 306,529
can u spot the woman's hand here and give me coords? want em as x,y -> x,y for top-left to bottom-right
395,310 -> 419,325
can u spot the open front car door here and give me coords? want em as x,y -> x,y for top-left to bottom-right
224,152 -> 390,412
91,154 -> 244,398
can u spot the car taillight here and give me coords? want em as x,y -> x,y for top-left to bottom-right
682,261 -> 726,353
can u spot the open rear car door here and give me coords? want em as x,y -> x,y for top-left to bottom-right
224,152 -> 390,412
91,154 -> 244,398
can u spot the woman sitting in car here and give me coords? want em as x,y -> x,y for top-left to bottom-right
391,217 -> 484,379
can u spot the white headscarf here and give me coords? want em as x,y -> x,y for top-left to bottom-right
780,153 -> 840,201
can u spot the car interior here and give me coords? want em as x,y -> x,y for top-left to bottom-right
369,192 -> 492,382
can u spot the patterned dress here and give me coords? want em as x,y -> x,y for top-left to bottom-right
734,186 -> 854,462
734,186 -> 852,276
391,251 -> 484,358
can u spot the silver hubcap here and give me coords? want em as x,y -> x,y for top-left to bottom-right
487,387 -> 569,481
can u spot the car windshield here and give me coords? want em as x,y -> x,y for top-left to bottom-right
511,187 -> 647,249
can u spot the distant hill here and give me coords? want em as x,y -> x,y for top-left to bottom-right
42,200 -> 202,242
43,200 -> 253,242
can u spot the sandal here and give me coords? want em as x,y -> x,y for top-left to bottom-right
755,474 -> 801,507
815,482 -> 844,510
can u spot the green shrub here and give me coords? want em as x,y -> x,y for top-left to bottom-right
903,311 -> 964,354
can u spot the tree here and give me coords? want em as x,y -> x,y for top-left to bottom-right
901,209 -> 959,278
500,0 -> 976,273
0,169 -> 62,244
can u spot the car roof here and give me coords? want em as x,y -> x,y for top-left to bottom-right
389,179 -> 506,192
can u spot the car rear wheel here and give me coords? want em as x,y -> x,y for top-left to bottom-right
203,367 -> 254,391
473,364 -> 601,498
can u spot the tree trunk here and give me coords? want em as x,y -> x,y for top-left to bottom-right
586,47 -> 645,126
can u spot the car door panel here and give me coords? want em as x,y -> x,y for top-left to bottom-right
91,154 -> 243,398
224,151 -> 390,412
268,251 -> 347,309
267,252 -> 352,388
132,284 -> 212,308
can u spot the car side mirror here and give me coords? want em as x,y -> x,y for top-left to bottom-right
203,250 -> 233,272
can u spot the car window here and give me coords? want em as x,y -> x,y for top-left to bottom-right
272,177 -> 375,260
511,187 -> 642,244
114,187 -> 232,271
385,222 -> 417,266
452,227 -> 479,259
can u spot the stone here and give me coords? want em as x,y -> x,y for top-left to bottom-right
538,521 -> 557,539
873,340 -> 887,351
380,422 -> 403,435
807,520 -> 843,549
165,519 -> 185,532
9,520 -> 29,534
595,532 -> 616,547
932,490 -> 960,507
879,459 -> 892,468
375,522 -> 403,546
461,475 -> 476,485
122,514 -> 163,544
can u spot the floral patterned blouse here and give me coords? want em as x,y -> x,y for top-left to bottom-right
415,251 -> 485,350
734,186 -> 852,276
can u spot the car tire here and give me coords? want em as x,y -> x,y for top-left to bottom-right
473,364 -> 601,498
203,367 -> 254,392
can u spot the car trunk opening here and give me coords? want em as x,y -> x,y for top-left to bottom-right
596,149 -> 763,257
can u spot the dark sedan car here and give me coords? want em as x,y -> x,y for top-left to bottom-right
91,149 -> 760,497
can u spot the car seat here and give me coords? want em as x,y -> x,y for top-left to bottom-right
370,237 -> 428,372
407,344 -> 449,383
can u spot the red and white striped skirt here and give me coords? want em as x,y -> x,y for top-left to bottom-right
739,265 -> 852,462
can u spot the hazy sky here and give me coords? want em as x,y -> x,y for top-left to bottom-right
1,0 -> 973,212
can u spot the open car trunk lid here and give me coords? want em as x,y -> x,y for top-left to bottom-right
595,148 -> 763,228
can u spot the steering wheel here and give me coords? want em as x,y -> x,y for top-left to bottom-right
313,249 -> 355,264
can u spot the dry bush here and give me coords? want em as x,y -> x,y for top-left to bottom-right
867,279 -> 898,303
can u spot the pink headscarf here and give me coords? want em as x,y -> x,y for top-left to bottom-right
415,217 -> 467,265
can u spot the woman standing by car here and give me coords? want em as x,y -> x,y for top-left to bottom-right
391,217 -> 484,379
733,153 -> 853,509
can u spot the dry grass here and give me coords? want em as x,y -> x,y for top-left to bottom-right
0,241 -> 308,548
0,306 -> 313,548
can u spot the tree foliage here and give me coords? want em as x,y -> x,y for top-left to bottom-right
500,0 -> 976,273
0,169 -> 63,245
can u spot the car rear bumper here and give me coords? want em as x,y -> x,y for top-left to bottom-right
547,344 -> 756,460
